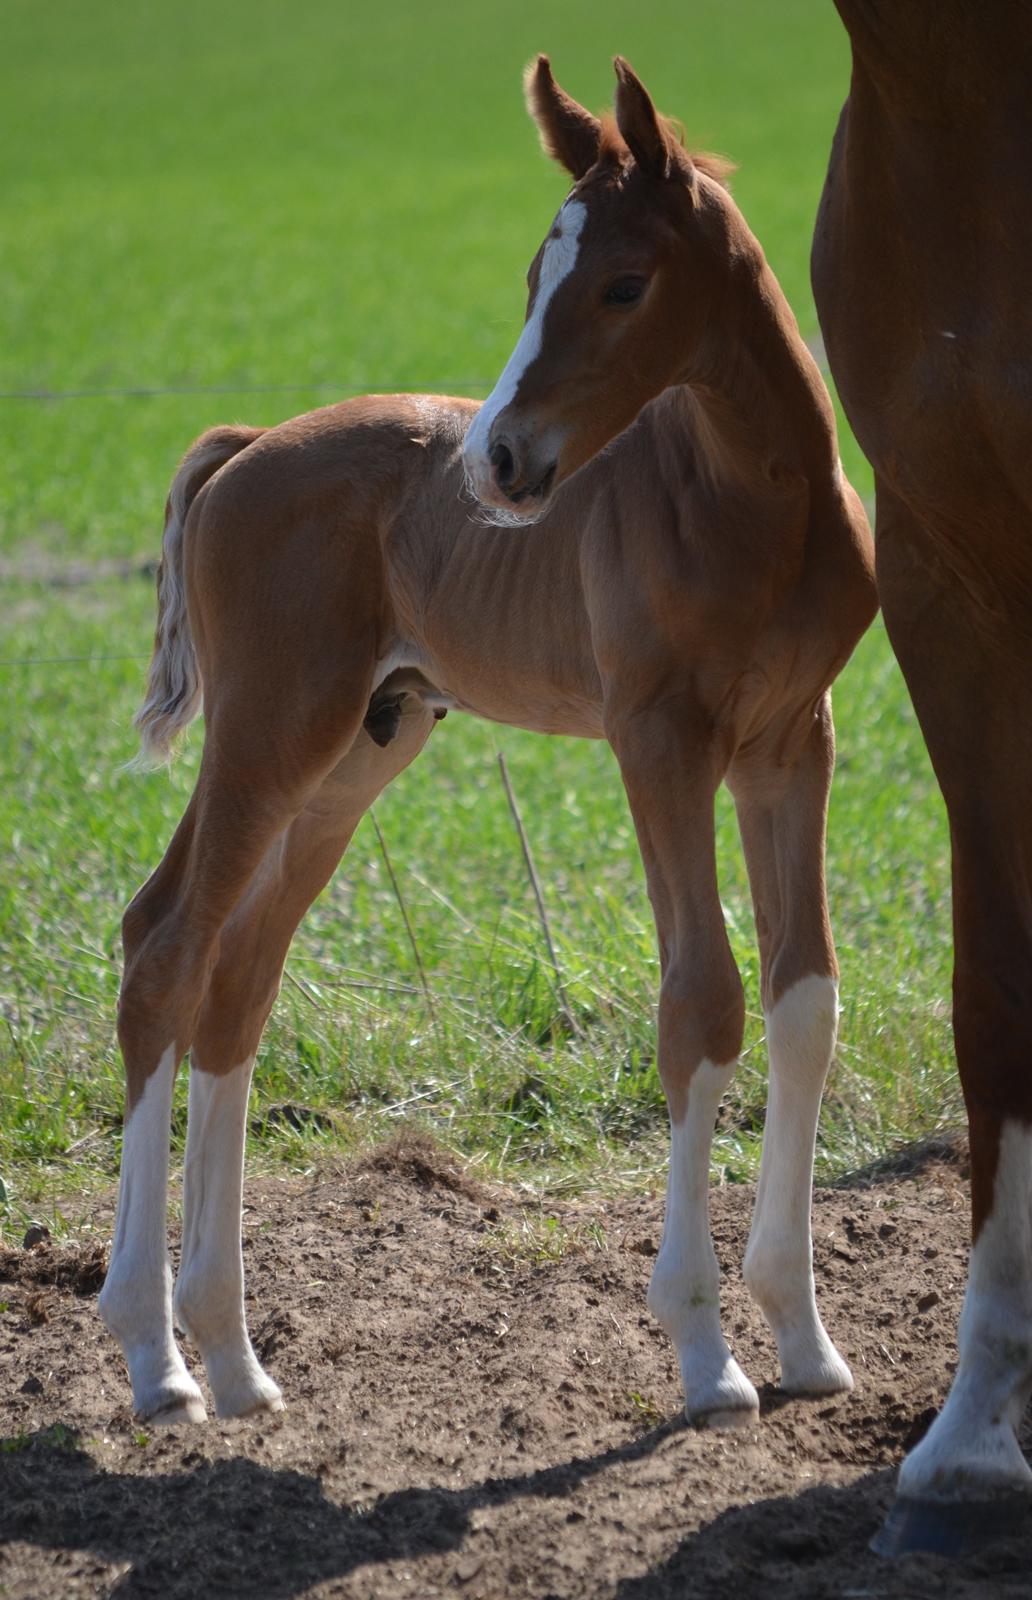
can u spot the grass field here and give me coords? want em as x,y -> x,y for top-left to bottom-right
1,0 -> 959,1231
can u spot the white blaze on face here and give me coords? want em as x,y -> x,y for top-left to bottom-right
463,198 -> 588,491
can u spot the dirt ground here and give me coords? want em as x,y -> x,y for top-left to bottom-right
2,1135 -> 1030,1599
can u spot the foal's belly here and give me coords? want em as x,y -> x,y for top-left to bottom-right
372,640 -> 606,740
453,685 -> 606,740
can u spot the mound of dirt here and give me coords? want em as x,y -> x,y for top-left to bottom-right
0,1142 -> 1029,1599
0,1239 -> 108,1296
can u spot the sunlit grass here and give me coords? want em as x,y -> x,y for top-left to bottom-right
0,0 -> 958,1222
0,577 -> 957,1227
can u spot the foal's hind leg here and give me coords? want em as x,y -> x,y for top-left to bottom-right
98,793 -> 214,1424
99,756 -> 354,1422
100,651 -> 382,1420
729,693 -> 853,1396
101,749 -> 368,1420
175,702 -> 436,1418
609,696 -> 758,1425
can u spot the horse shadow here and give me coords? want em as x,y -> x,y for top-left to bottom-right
0,1415 -> 670,1599
2,1417 -> 1030,1599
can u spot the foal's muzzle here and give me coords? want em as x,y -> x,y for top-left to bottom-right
463,415 -> 560,522
490,438 -> 556,506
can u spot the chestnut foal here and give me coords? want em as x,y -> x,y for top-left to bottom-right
99,59 -> 875,1430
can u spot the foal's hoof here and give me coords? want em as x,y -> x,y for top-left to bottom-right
213,1373 -> 285,1419
230,1391 -> 286,1420
143,1393 -> 208,1427
779,1349 -> 854,1398
684,1358 -> 761,1430
688,1403 -> 760,1432
871,1494 -> 1031,1559
772,1320 -> 854,1398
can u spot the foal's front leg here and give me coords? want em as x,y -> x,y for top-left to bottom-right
730,697 -> 853,1397
611,700 -> 758,1425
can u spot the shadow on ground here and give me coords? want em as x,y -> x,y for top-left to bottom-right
3,1422 -> 1030,1600
1,1420 -> 668,1599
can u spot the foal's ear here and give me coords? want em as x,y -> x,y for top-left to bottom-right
613,57 -> 676,180
524,55 -> 602,180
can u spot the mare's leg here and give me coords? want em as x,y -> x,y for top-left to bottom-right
174,700 -> 436,1418
872,487 -> 1032,1501
729,692 -> 853,1396
609,695 -> 757,1425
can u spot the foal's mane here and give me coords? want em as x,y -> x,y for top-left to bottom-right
598,112 -> 737,190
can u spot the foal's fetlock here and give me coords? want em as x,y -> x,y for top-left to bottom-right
648,1267 -> 760,1426
99,1288 -> 207,1425
208,1360 -> 285,1420
175,1279 -> 283,1418
683,1355 -> 761,1429
743,1250 -> 852,1397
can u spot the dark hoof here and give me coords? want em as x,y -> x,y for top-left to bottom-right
871,1493 -> 1030,1559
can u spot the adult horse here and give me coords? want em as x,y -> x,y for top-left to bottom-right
813,2 -> 1032,1550
99,59 -> 876,1437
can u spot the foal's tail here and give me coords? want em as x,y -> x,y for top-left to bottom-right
135,425 -> 264,764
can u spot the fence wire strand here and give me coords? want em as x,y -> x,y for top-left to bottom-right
2,378 -> 494,402
3,372 -> 494,668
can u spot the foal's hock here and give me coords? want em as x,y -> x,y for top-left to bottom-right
99,57 -> 876,1435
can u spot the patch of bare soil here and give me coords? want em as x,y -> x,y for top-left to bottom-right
1,1134 -> 1029,1599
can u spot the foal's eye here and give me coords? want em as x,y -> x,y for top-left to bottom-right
603,276 -> 647,307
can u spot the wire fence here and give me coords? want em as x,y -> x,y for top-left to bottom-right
2,378 -> 495,402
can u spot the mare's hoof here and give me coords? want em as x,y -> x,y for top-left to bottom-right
871,1493 -> 1031,1559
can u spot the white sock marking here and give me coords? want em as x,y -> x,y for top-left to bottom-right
98,1045 -> 206,1421
175,1059 -> 284,1417
743,974 -> 853,1394
463,198 -> 587,490
899,1119 -> 1032,1500
648,1058 -> 760,1422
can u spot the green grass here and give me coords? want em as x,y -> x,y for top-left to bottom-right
0,0 -> 959,1224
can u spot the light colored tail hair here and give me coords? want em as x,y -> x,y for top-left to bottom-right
134,425 -> 263,764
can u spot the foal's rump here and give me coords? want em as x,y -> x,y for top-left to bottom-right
136,424 -> 265,763
135,395 -> 471,766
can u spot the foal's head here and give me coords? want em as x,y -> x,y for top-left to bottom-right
463,56 -> 736,524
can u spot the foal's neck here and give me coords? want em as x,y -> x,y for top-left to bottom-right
678,225 -> 839,496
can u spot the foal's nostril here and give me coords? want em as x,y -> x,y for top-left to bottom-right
490,440 -> 517,490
